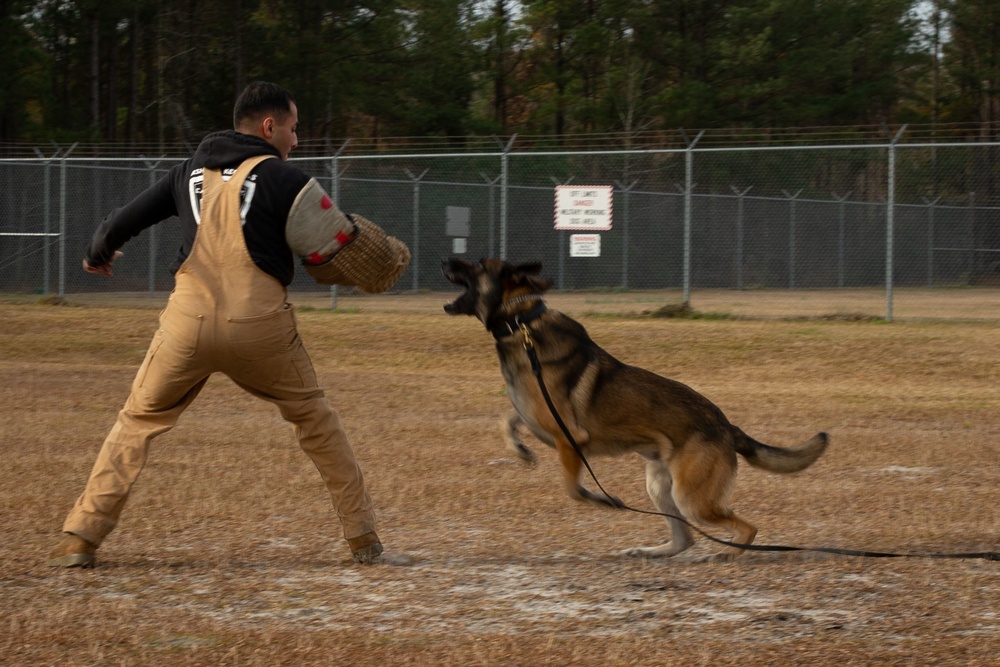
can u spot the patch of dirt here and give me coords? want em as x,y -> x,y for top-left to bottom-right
2,298 -> 999,666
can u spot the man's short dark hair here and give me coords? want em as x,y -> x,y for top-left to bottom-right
233,81 -> 296,128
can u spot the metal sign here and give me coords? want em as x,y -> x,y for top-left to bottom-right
569,234 -> 601,257
554,185 -> 613,230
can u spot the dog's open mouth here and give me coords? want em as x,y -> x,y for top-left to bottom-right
442,259 -> 476,315
443,294 -> 470,315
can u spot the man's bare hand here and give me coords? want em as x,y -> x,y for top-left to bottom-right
83,251 -> 124,277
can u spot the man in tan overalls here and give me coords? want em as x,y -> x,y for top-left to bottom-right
49,82 -> 383,567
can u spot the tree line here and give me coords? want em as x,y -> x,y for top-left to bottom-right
1,1 -> 998,152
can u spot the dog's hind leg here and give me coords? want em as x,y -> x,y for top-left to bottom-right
555,438 -> 624,509
622,456 -> 695,558
500,411 -> 536,465
670,438 -> 757,562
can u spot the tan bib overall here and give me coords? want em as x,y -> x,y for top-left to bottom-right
64,156 -> 376,546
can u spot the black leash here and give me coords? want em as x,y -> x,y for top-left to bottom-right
517,322 -> 998,562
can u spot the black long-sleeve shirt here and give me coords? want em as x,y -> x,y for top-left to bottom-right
86,131 -> 312,286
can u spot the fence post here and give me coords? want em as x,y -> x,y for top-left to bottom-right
328,141 -> 350,309
680,130 -> 703,303
885,126 -> 906,321
967,191 -> 976,282
45,155 -> 52,294
34,147 -> 59,295
922,196 -> 940,287
481,172 -> 501,258
781,189 -> 803,289
404,168 -> 429,290
498,135 -> 516,260
615,179 -> 637,288
832,191 -> 852,288
551,177 -> 574,290
58,143 -> 78,299
731,185 -> 752,290
141,156 -> 164,297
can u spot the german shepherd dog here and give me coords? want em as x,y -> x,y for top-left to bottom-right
442,258 -> 829,561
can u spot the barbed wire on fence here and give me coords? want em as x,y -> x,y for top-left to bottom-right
3,140 -> 1000,320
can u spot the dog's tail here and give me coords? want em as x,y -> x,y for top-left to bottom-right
733,430 -> 829,473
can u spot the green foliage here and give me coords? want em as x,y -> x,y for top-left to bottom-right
941,0 -> 1000,132
0,0 -> 51,140
396,0 -> 478,137
0,0 -> 983,145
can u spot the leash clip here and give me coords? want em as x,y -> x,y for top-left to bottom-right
519,322 -> 534,350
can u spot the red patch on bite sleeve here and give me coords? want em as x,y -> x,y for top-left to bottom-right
320,194 -> 333,210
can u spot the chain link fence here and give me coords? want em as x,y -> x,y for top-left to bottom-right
3,140 -> 1000,320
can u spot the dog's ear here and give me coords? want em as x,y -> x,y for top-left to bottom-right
442,257 -> 476,282
444,257 -> 475,273
512,261 -> 543,276
523,274 -> 552,293
501,261 -> 542,279
504,261 -> 551,294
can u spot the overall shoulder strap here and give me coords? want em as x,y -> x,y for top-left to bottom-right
226,154 -> 276,186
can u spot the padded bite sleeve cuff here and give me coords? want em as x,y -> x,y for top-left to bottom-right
285,178 -> 356,263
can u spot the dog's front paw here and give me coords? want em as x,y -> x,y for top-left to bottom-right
511,442 -> 537,467
604,494 -> 627,510
620,541 -> 693,559
697,551 -> 742,564
621,547 -> 649,558
580,488 -> 626,509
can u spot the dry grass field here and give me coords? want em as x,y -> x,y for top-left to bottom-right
1,289 -> 998,666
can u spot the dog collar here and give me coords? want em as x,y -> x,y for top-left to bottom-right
490,299 -> 548,340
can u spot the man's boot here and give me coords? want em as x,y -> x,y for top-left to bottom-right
347,531 -> 383,565
48,533 -> 97,568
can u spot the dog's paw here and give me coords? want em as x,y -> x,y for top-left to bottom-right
581,488 -> 626,509
605,494 -> 627,510
621,547 -> 650,558
697,551 -> 741,564
620,543 -> 691,559
512,442 -> 537,467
